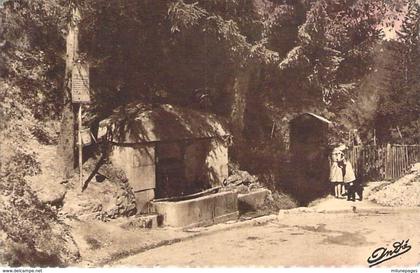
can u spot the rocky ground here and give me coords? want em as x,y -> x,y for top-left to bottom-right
0,99 -> 80,266
367,164 -> 420,207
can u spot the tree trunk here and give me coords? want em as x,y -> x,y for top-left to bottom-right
58,9 -> 79,179
225,62 -> 260,165
58,99 -> 75,179
229,64 -> 255,137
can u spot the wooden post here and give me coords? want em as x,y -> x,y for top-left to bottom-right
373,129 -> 376,146
393,145 -> 397,178
396,126 -> 403,140
65,5 -> 88,191
386,143 -> 391,179
78,104 -> 83,190
397,146 -> 400,177
402,146 -> 406,173
270,122 -> 276,139
392,145 -> 395,179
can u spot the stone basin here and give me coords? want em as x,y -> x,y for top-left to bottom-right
152,191 -> 239,228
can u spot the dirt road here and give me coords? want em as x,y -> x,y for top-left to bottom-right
116,209 -> 420,267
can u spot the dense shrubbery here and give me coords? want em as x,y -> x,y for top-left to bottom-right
0,172 -> 80,266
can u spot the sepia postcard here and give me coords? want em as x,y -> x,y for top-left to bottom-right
0,0 -> 419,271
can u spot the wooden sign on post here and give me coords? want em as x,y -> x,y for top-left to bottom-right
71,62 -> 90,104
71,62 -> 90,191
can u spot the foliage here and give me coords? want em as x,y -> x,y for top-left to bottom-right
277,0 -> 389,108
0,0 -> 416,196
374,0 -> 420,144
1,0 -> 404,140
0,0 -> 68,119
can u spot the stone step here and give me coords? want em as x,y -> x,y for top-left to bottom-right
119,214 -> 159,229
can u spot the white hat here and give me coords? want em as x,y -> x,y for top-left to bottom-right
332,147 -> 344,155
337,144 -> 347,151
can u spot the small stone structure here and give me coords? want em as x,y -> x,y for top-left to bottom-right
98,102 -> 231,213
288,112 -> 332,203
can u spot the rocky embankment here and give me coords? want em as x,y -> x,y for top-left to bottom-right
368,163 -> 420,207
0,93 -> 80,266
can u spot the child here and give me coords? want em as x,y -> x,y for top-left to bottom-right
330,147 -> 344,198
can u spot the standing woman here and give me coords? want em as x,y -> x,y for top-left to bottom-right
330,147 -> 344,198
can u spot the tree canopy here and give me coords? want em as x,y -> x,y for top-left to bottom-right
0,0 -> 417,175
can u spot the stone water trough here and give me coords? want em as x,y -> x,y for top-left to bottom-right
152,191 -> 239,228
152,187 -> 271,228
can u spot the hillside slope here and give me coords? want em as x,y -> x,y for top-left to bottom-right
0,81 -> 79,266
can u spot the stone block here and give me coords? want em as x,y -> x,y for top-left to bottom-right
120,214 -> 159,229
238,188 -> 271,212
134,189 -> 155,214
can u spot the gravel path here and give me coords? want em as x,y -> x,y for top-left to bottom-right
115,209 -> 420,267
